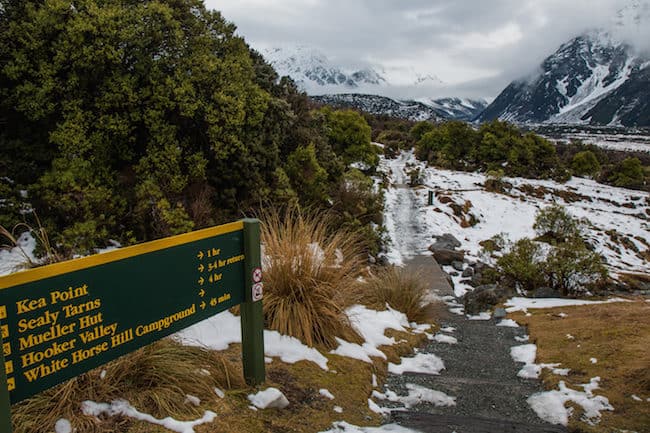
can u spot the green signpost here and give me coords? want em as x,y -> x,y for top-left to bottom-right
0,219 -> 265,431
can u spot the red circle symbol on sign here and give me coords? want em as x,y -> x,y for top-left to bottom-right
252,267 -> 263,283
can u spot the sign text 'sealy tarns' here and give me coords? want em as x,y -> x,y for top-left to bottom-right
0,220 -> 251,404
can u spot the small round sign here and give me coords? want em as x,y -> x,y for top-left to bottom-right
252,267 -> 263,283
252,282 -> 263,302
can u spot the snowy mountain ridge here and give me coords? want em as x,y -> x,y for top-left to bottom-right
261,45 -> 445,95
312,94 -> 488,122
478,3 -> 650,127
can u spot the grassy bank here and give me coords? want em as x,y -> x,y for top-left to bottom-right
511,300 -> 649,432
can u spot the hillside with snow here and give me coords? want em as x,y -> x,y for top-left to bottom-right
380,152 -> 650,297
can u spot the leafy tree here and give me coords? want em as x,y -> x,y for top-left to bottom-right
543,239 -> 608,296
496,238 -> 546,291
533,205 -> 582,243
285,144 -> 329,205
0,0 -> 293,252
609,157 -> 644,188
571,150 -> 601,177
320,108 -> 377,169
409,121 -> 435,142
416,127 -> 449,163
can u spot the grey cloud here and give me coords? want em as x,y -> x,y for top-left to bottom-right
207,0 -> 641,98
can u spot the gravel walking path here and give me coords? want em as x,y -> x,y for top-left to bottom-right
379,256 -> 566,433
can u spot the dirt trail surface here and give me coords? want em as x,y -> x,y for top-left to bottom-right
380,256 -> 566,433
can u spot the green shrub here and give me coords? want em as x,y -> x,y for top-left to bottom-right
320,108 -> 378,169
285,143 -> 329,205
409,121 -> 435,142
571,150 -> 601,177
609,157 -> 644,188
331,169 -> 384,255
543,239 -> 608,296
496,238 -> 546,291
533,205 -> 582,243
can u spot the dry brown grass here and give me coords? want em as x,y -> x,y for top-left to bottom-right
1,212 -> 62,269
511,300 -> 650,433
12,339 -> 243,433
355,266 -> 434,323
260,207 -> 366,349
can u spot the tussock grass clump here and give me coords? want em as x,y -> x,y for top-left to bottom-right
260,207 -> 366,349
12,339 -> 242,433
356,266 -> 432,323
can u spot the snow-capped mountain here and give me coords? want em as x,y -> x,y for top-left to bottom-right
261,46 -> 446,95
262,46 -> 386,94
312,94 -> 487,122
478,2 -> 650,127
263,46 -> 485,121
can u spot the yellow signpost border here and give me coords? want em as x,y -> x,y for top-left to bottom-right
0,221 -> 244,290
0,219 -> 263,432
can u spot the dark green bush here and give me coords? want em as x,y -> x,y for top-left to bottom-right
609,157 -> 644,188
571,150 -> 601,177
533,205 -> 582,243
496,238 -> 546,291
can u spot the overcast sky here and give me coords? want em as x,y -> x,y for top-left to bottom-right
205,0 -> 644,99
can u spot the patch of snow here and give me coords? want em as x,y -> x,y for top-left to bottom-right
527,377 -> 613,426
631,394 -> 642,402
388,353 -> 445,375
505,297 -> 630,313
320,421 -> 422,433
467,312 -> 491,320
175,311 -> 328,370
440,326 -> 456,333
319,389 -> 335,400
566,334 -> 575,340
511,344 -> 569,379
214,388 -> 225,399
432,333 -> 458,344
515,335 -> 530,342
81,400 -> 216,433
184,395 -> 200,407
590,358 -> 598,364
375,384 -> 456,409
333,406 -> 343,413
368,398 -> 390,414
0,231 -> 37,276
55,419 -> 72,433
382,152 -> 649,276
496,319 -> 519,327
248,388 -> 289,409
331,305 -> 410,363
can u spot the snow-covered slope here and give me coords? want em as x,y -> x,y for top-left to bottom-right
312,94 -> 488,122
478,2 -> 650,127
380,152 -> 650,287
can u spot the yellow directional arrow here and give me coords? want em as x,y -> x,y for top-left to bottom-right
197,251 -> 204,260
198,277 -> 205,286
200,301 -> 206,310
197,263 -> 205,273
199,289 -> 205,298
